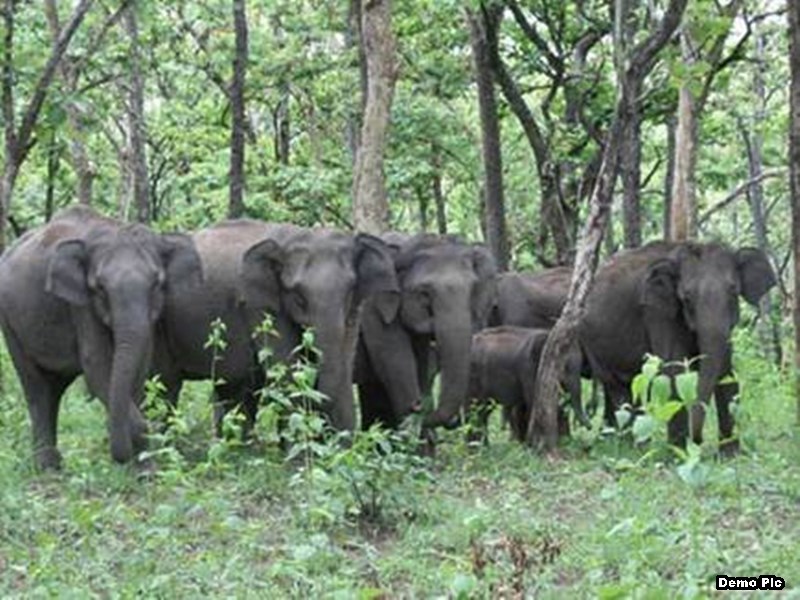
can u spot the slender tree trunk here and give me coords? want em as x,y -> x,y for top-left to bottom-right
432,141 -> 447,234
123,2 -> 149,224
468,5 -> 509,271
0,0 -> 94,249
345,0 -> 363,163
788,0 -> 800,422
228,0 -> 248,218
742,31 -> 781,365
45,133 -> 61,222
352,0 -> 396,234
44,0 -> 95,205
528,0 -> 687,451
621,86 -> 642,248
663,115 -> 677,239
670,31 -> 698,241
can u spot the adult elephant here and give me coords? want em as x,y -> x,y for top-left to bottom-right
0,206 -> 202,469
156,220 -> 398,433
356,234 -> 498,430
492,266 -> 572,328
580,241 -> 776,453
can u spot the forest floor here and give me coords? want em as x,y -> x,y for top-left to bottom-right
0,331 -> 798,598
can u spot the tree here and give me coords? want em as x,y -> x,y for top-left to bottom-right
123,0 -> 149,223
527,0 -> 688,451
468,4 -> 509,271
352,0 -> 397,235
789,0 -> 800,422
0,0 -> 95,249
228,0 -> 248,218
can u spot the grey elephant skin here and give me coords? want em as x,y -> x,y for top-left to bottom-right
156,220 -> 399,432
580,241 -> 776,452
0,206 -> 202,469
492,267 -> 572,328
356,234 -> 497,431
468,326 -> 583,442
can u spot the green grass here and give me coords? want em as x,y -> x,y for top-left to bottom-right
0,333 -> 799,598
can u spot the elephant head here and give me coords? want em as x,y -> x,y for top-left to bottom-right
241,229 -> 399,430
641,242 -> 776,429
393,236 -> 497,428
46,225 -> 202,463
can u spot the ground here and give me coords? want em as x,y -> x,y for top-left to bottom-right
0,330 -> 798,598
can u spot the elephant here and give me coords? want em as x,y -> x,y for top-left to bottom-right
579,240 -> 776,453
154,220 -> 399,434
467,326 -> 585,442
356,233 -> 498,432
491,267 -> 572,328
0,206 -> 202,469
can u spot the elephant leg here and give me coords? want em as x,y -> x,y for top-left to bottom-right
213,381 -> 256,439
714,359 -> 739,456
358,379 -> 398,430
21,365 -> 70,470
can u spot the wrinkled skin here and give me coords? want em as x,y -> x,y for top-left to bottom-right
580,241 -> 776,453
0,206 -> 201,469
356,234 -> 497,431
156,220 -> 398,433
491,267 -> 572,328
468,326 -> 585,442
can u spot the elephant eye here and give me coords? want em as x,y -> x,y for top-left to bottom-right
289,290 -> 307,311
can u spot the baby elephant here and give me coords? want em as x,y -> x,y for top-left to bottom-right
467,326 -> 588,442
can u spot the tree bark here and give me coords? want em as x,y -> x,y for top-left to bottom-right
432,141 -> 447,235
345,0 -> 364,163
228,0 -> 248,218
527,0 -> 688,451
788,0 -> 800,422
44,0 -> 95,206
468,4 -> 509,272
123,1 -> 149,224
0,0 -> 94,249
352,0 -> 396,235
670,31 -> 698,241
663,115 -> 677,239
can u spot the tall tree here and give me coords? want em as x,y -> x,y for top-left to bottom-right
0,0 -> 94,249
528,0 -> 688,451
123,0 -> 149,224
228,0 -> 248,218
352,0 -> 396,235
669,0 -> 744,240
789,0 -> 800,422
468,4 -> 509,272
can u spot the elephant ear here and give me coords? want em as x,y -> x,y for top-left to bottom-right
640,258 -> 680,317
471,245 -> 498,327
240,238 -> 284,313
736,247 -> 776,306
159,233 -> 203,290
46,239 -> 90,306
354,233 -> 400,324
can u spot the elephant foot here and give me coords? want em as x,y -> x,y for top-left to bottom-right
718,437 -> 740,459
34,447 -> 63,471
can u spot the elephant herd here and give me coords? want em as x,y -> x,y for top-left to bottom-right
0,206 -> 776,470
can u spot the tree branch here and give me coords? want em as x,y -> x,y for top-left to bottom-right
698,168 -> 786,226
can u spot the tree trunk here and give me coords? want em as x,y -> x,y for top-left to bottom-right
663,115 -> 677,239
352,0 -> 396,235
228,0 -> 248,218
742,31 -> 781,365
45,133 -> 61,222
788,0 -> 800,423
670,31 -> 698,241
468,4 -> 509,271
124,1 -> 149,224
345,0 -> 364,163
621,86 -> 642,248
0,0 -> 94,249
44,0 -> 95,206
432,141 -> 447,234
528,0 -> 688,451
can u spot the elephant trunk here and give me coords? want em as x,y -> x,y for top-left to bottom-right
691,325 -> 729,443
108,315 -> 152,463
424,294 -> 473,428
314,305 -> 357,431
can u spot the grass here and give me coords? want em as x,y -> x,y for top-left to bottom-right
0,331 -> 799,598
